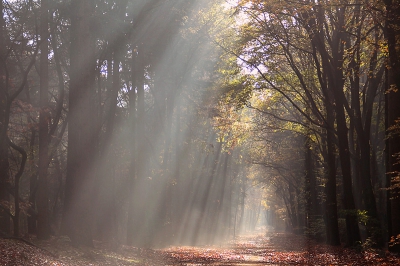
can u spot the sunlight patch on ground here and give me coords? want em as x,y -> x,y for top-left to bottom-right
103,253 -> 140,264
161,232 -> 273,264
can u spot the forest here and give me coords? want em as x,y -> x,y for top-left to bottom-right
1,0 -> 400,263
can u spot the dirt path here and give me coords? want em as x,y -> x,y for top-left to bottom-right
162,234 -> 273,265
161,232 -> 400,265
1,231 -> 400,265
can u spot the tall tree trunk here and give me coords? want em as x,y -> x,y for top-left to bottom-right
37,0 -> 50,240
0,0 -> 10,234
63,0 -> 97,247
324,109 -> 340,246
333,41 -> 362,244
9,140 -> 27,237
384,0 -> 400,252
304,136 -> 319,228
347,21 -> 384,246
27,129 -> 37,234
193,140 -> 222,243
328,7 -> 361,246
127,46 -> 144,246
94,55 -> 119,242
335,99 -> 361,246
95,0 -> 127,239
288,182 -> 298,230
306,5 -> 360,246
302,7 -> 341,245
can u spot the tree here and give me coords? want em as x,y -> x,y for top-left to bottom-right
0,0 -> 10,235
224,0 -> 343,245
37,0 -> 50,240
63,0 -> 97,246
219,0 -> 387,246
0,0 -> 38,236
384,0 -> 400,251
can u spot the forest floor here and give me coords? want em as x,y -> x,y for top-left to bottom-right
1,229 -> 400,265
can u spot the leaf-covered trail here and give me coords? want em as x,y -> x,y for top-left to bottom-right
1,230 -> 400,265
162,232 -> 400,265
163,233 -> 273,265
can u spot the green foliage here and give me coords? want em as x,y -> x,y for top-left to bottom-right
338,209 -> 369,225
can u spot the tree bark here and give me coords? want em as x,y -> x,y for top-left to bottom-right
0,0 -> 10,234
127,45 -> 144,246
63,0 -> 97,247
37,0 -> 50,240
324,107 -> 341,246
305,5 -> 360,246
384,0 -> 400,252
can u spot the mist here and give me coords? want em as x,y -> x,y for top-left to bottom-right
4,0 -> 390,257
56,0 -> 267,248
